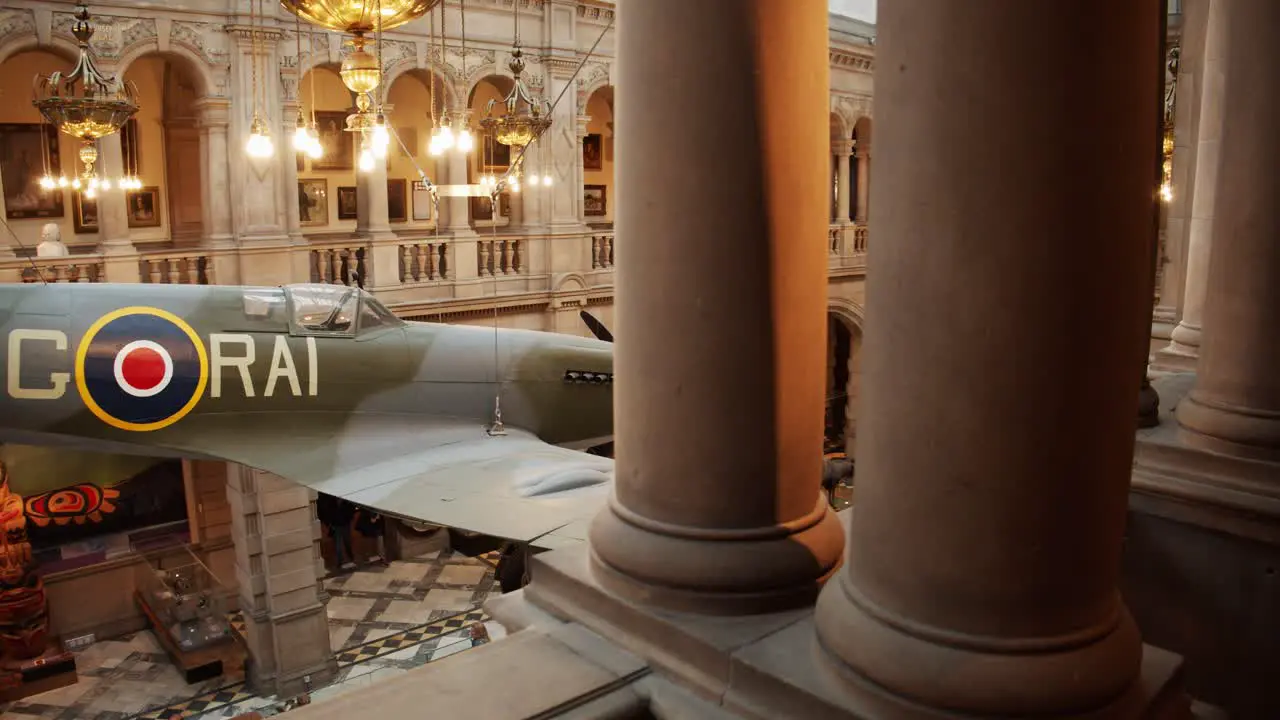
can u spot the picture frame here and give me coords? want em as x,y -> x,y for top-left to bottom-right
470,192 -> 510,222
387,178 -> 407,223
72,191 -> 99,234
411,180 -> 433,221
297,178 -> 329,227
0,123 -> 64,220
126,186 -> 162,228
312,110 -> 353,171
583,133 -> 603,170
481,137 -> 511,169
336,186 -> 358,220
584,184 -> 607,216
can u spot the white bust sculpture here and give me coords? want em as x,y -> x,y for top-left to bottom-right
36,223 -> 68,258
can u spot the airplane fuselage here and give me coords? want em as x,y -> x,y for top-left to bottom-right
0,282 -> 614,457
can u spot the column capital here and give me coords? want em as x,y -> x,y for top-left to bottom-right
833,140 -> 854,155
575,115 -> 592,138
195,97 -> 232,128
545,56 -> 580,80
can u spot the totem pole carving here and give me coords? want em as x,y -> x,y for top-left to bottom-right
0,463 -> 50,660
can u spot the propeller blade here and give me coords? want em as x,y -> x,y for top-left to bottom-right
579,310 -> 614,343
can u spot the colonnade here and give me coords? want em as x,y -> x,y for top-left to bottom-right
568,0 -> 1248,716
832,141 -> 869,223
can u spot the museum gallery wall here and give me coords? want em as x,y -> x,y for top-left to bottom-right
0,445 -> 188,574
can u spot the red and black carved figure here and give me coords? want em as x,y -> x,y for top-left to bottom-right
24,483 -> 121,527
0,462 -> 50,660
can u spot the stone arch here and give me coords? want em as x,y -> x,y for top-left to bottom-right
115,43 -> 216,99
0,35 -> 80,67
826,298 -> 865,456
830,111 -> 849,143
384,58 -> 459,110
577,63 -> 612,108
468,73 -> 515,106
553,272 -> 588,294
852,114 -> 872,146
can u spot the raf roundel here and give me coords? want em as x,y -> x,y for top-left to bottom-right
75,307 -> 209,432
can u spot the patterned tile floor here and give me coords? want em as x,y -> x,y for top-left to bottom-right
0,545 -> 505,720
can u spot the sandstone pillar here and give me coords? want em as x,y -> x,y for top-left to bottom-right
280,101 -> 305,245
96,133 -> 139,282
520,140 -> 549,233
356,148 -> 393,241
442,118 -> 475,237
1176,0 -> 1280,463
587,0 -> 844,615
225,464 -> 336,697
195,98 -> 234,249
814,1 -> 1160,716
1161,0 -> 1225,367
834,142 -> 852,223
853,148 -> 869,222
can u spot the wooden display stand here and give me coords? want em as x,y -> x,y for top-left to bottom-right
134,591 -> 245,684
0,639 -> 77,703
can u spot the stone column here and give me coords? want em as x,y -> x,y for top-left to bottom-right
280,101 -> 305,245
96,133 -> 139,282
506,186 -> 524,231
1176,0 -> 1280,463
520,140 -> 549,233
195,98 -> 234,249
1160,0 -> 1225,368
356,146 -> 393,240
575,115 -> 591,225
843,331 -> 861,459
225,464 -> 336,697
814,2 -> 1160,716
442,112 -> 475,237
853,148 -> 870,222
546,59 -> 584,230
587,0 -> 844,615
834,141 -> 852,223
228,28 -> 288,244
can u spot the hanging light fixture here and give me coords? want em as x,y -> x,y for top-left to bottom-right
1159,43 -> 1179,203
291,12 -> 321,155
427,1 -> 455,156
33,4 -> 139,187
245,0 -> 274,158
480,1 -> 552,156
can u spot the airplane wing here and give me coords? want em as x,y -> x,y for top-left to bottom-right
159,413 -> 613,550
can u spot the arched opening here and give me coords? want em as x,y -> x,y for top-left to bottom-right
826,312 -> 864,456
122,52 -> 207,244
0,48 -> 86,251
583,85 -> 614,227
469,75 -> 518,228
382,67 -> 450,228
830,112 -> 848,221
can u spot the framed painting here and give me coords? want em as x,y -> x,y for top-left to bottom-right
470,192 -> 510,221
387,178 -> 407,222
72,191 -> 99,234
336,185 -> 357,220
583,133 -> 603,170
298,178 -> 329,226
0,123 -> 64,220
312,110 -> 353,171
126,186 -> 162,228
481,138 -> 511,169
411,181 -> 433,221
584,184 -> 607,216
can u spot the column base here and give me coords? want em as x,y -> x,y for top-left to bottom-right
1176,392 -> 1280,463
587,494 -> 844,615
242,604 -> 338,698
813,571 -> 1145,717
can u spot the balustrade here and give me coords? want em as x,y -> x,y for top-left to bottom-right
590,233 -> 615,270
18,256 -> 104,283
310,245 -> 368,287
399,240 -> 449,283
478,237 -> 522,277
140,253 -> 215,284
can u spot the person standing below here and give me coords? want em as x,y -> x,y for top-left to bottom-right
317,493 -> 356,573
354,506 -> 388,566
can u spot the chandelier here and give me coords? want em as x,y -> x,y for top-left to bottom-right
279,0 -> 438,36
479,42 -> 551,151
33,4 -> 141,190
1159,44 -> 1179,203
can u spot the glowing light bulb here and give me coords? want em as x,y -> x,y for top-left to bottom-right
358,147 -> 374,172
509,179 -> 520,193
306,137 -> 323,159
293,125 -> 311,152
457,129 -> 474,153
100,179 -> 111,191
372,124 -> 390,158
39,176 -> 55,190
438,125 -> 455,150
57,176 -> 68,188
71,178 -> 81,190
1159,183 -> 1173,203
542,174 -> 553,186
85,186 -> 96,199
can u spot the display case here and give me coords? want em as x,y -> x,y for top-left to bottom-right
134,546 -> 233,653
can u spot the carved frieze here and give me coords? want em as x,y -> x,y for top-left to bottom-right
830,48 -> 873,73
171,20 -> 232,66
577,3 -> 614,23
51,10 -> 157,59
0,8 -> 36,48
575,60 -> 609,104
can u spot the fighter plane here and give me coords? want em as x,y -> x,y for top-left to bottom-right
0,281 -> 616,552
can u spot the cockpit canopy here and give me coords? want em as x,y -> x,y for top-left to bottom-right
240,284 -> 403,337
